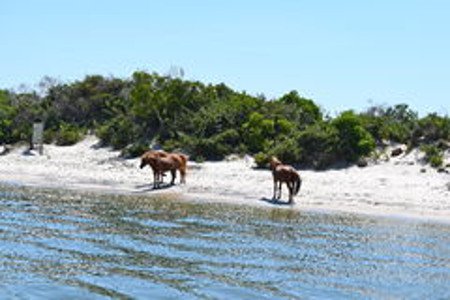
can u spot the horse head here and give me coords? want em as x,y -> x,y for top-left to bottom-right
139,150 -> 167,169
269,156 -> 282,170
140,151 -> 153,169
139,157 -> 148,169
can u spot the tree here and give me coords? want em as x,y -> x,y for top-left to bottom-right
277,90 -> 322,128
417,113 -> 450,143
242,112 -> 275,153
0,90 -> 16,143
332,110 -> 375,162
10,92 -> 43,145
383,104 -> 418,143
296,122 -> 338,168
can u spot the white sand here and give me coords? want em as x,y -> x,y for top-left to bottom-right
1,136 -> 449,222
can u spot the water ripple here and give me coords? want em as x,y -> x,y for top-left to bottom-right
0,186 -> 449,299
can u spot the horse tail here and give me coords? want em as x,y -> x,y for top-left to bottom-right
178,153 -> 189,165
177,154 -> 188,171
293,172 -> 302,196
177,153 -> 189,183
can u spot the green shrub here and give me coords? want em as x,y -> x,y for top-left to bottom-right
195,155 -> 205,163
120,143 -> 149,158
429,155 -> 443,168
43,129 -> 57,144
421,144 -> 444,168
296,123 -> 338,169
0,90 -> 16,144
96,117 -> 136,149
418,113 -> 450,143
381,104 -> 418,143
254,152 -> 270,169
385,122 -> 412,144
96,124 -> 112,145
214,129 -> 240,148
242,112 -> 274,153
421,144 -> 440,157
269,137 -> 301,165
0,118 -> 13,144
332,111 -> 376,162
162,138 -> 183,152
277,90 -> 322,126
56,123 -> 82,146
182,137 -> 228,161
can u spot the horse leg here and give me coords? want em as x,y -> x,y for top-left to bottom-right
170,169 -> 176,185
153,169 -> 159,189
158,171 -> 164,188
288,182 -> 294,204
277,181 -> 282,199
273,179 -> 278,199
179,167 -> 186,184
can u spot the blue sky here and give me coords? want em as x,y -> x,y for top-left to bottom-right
1,0 -> 449,115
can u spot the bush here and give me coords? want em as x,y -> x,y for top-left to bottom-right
120,143 -> 149,158
214,129 -> 240,148
254,152 -> 270,169
162,138 -> 183,152
43,129 -> 57,144
277,90 -> 322,126
178,130 -> 243,161
418,113 -> 450,143
182,137 -> 229,161
96,117 -> 136,149
429,155 -> 443,168
332,111 -> 376,162
385,122 -> 412,144
296,123 -> 338,169
0,90 -> 16,144
382,104 -> 418,143
55,123 -> 82,146
421,144 -> 444,168
242,112 -> 274,153
269,137 -> 301,165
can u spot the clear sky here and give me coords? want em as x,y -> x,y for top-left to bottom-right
1,0 -> 449,115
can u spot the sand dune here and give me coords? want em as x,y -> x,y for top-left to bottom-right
1,136 -> 449,222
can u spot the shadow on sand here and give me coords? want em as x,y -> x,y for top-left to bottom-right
259,197 -> 293,206
134,182 -> 175,193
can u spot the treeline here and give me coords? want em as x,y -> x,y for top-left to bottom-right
1,72 -> 449,168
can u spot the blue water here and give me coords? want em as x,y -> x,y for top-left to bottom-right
0,186 -> 449,299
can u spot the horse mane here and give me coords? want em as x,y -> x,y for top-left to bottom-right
140,150 -> 167,169
269,156 -> 282,170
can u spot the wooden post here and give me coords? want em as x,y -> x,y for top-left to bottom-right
32,122 -> 44,155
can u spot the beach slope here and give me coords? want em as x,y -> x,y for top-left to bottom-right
1,136 -> 449,222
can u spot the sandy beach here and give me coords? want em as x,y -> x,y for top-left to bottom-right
0,136 -> 449,222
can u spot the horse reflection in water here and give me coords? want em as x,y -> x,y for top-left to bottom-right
269,156 -> 302,204
140,150 -> 188,189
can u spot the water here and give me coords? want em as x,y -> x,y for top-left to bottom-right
0,186 -> 449,299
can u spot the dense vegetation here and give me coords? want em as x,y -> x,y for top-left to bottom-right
1,72 -> 449,168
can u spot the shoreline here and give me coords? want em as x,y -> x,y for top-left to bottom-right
1,180 -> 449,226
1,136 -> 449,224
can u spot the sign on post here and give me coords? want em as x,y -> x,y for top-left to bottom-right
32,122 -> 44,155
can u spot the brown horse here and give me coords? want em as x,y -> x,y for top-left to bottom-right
269,156 -> 302,204
140,150 -> 167,186
140,150 -> 188,188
